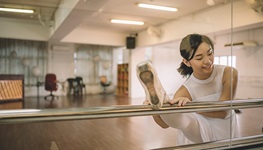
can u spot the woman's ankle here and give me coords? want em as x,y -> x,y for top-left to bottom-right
153,115 -> 169,128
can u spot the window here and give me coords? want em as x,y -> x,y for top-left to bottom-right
214,55 -> 236,68
74,45 -> 113,84
145,47 -> 153,61
74,52 -> 77,75
0,38 -> 48,86
117,49 -> 123,64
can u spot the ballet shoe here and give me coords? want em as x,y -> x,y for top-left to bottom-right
136,60 -> 170,110
143,100 -> 150,105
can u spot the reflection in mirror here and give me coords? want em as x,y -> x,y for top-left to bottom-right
0,0 -> 263,149
0,75 -> 24,110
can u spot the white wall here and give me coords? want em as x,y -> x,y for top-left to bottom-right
129,41 -> 185,99
130,47 -> 147,98
61,26 -> 127,46
214,27 -> 263,99
151,43 -> 185,97
130,42 -> 185,99
0,18 -> 50,41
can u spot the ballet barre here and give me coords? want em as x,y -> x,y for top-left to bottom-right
155,134 -> 263,150
0,99 -> 262,124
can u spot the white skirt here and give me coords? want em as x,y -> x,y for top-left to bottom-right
175,110 -> 238,145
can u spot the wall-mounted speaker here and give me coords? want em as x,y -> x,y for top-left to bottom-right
126,37 -> 136,49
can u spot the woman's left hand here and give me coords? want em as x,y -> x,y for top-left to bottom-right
168,97 -> 191,107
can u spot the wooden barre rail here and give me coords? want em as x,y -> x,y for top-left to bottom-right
0,99 -> 263,124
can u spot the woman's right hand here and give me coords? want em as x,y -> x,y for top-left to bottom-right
168,97 -> 191,107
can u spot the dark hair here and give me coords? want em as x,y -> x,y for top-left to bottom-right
177,34 -> 214,77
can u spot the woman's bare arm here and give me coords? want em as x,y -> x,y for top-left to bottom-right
169,85 -> 192,106
198,67 -> 238,118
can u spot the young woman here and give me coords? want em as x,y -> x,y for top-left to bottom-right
136,33 -> 239,145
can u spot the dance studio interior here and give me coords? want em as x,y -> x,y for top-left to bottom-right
0,0 -> 263,149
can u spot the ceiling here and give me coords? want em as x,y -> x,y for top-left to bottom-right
0,0 -> 228,34
0,0 -> 60,26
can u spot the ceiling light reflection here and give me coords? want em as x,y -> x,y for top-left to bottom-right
138,3 -> 178,12
0,7 -> 34,13
111,19 -> 144,25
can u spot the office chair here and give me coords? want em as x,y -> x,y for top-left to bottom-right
100,75 -> 111,94
44,73 -> 58,100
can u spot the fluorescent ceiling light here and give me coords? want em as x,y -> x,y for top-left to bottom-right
111,19 -> 144,25
138,3 -> 178,12
0,7 -> 34,13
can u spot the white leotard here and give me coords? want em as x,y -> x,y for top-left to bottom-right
176,65 -> 238,145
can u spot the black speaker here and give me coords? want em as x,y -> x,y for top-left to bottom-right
126,37 -> 136,49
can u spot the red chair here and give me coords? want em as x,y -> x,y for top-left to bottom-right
44,73 -> 58,100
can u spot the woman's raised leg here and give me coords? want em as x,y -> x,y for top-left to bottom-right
160,113 -> 203,143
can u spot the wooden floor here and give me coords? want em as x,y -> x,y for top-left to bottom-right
0,94 -> 262,150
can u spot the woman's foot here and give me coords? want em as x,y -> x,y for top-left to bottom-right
137,61 -> 170,110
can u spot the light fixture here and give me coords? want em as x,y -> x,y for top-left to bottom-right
111,19 -> 144,25
207,0 -> 228,6
0,7 -> 34,13
224,41 -> 258,47
207,0 -> 215,6
137,3 -> 178,12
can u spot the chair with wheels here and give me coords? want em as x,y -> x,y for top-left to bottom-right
44,73 -> 58,100
100,75 -> 111,94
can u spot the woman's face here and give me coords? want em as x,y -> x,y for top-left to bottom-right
188,42 -> 214,80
